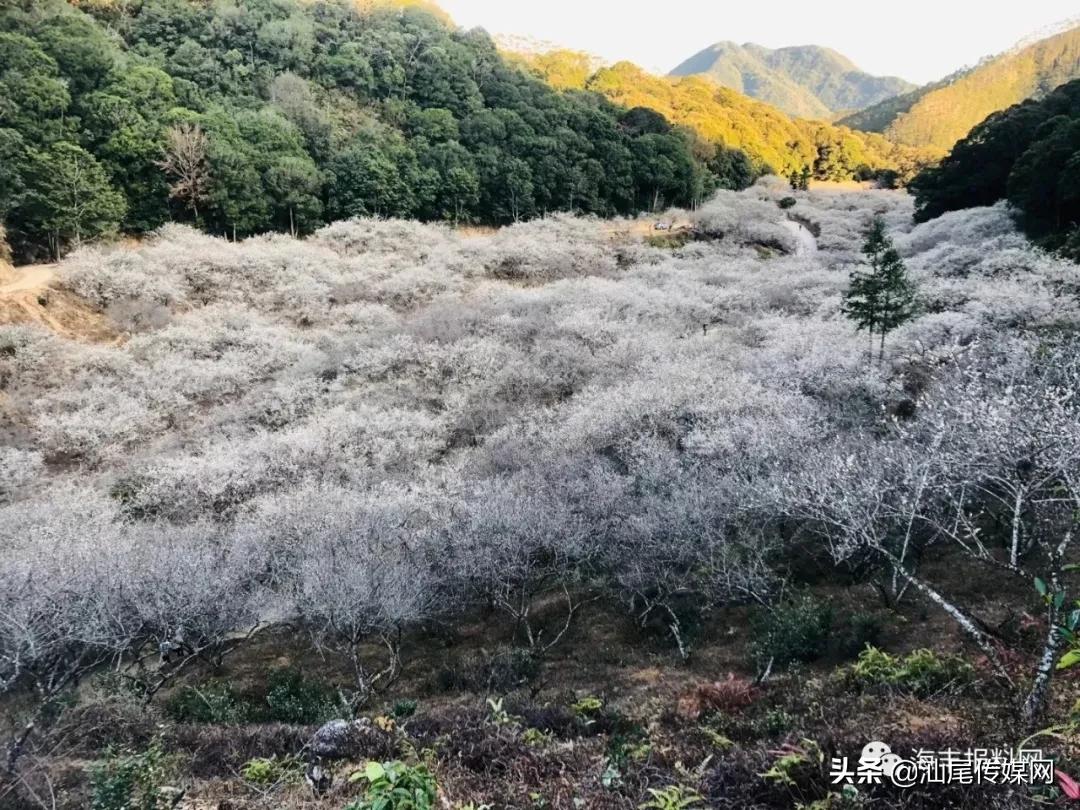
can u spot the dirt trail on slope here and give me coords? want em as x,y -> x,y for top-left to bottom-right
0,263 -> 118,342
0,263 -> 56,294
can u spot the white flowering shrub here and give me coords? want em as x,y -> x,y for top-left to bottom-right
311,217 -> 461,262
466,214 -> 619,282
2,184 -> 1077,704
895,202 -> 1019,258
693,191 -> 797,252
0,448 -> 43,502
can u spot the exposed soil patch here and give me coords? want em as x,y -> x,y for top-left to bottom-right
0,264 -> 119,342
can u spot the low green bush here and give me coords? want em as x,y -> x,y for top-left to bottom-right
164,681 -> 252,724
522,726 -> 554,746
606,725 -> 652,769
165,667 -> 338,724
89,742 -> 165,810
570,695 -> 604,718
760,738 -> 824,789
392,698 -> 418,719
750,595 -> 833,671
761,708 -> 794,736
639,785 -> 704,809
646,231 -> 694,250
240,755 -> 303,785
345,760 -> 438,810
264,667 -> 338,724
845,646 -> 974,696
778,197 -> 797,209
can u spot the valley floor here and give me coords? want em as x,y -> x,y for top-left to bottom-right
3,180 -> 1080,808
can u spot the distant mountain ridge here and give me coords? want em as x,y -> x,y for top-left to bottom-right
506,47 -> 938,183
838,24 -> 1080,150
669,42 -> 914,119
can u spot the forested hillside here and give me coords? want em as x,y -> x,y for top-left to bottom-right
910,78 -> 1080,261
836,67 -> 973,137
839,25 -> 1080,150
0,0 -> 730,262
669,42 -> 913,119
568,61 -> 935,182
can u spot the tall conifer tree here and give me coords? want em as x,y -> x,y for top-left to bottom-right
843,217 -> 916,361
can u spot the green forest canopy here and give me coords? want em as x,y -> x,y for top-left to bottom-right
910,78 -> 1080,261
0,0 -> 752,261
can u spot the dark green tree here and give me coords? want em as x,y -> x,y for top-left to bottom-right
416,140 -> 480,222
327,134 -> 421,220
34,12 -> 116,96
22,141 -> 126,258
0,0 -> 729,257
265,155 -> 322,236
789,165 -> 811,191
80,66 -> 179,232
0,33 -> 70,142
201,126 -> 268,239
631,133 -> 697,211
708,146 -> 757,191
0,129 -> 30,221
911,80 -> 1080,223
843,218 -> 917,361
1007,116 -> 1080,238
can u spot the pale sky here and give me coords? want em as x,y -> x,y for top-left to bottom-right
437,1 -> 1079,85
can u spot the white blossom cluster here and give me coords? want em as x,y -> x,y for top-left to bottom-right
2,183 -> 1078,690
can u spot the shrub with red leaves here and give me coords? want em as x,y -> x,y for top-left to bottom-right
677,673 -> 759,720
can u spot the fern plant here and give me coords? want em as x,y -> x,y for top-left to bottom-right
638,785 -> 704,810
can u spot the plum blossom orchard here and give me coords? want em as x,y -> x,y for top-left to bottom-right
2,180 -> 1079,735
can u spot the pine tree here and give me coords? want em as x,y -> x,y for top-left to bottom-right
873,246 -> 917,359
843,217 -> 916,361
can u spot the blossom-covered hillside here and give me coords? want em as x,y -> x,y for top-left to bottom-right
3,183 -> 1080,808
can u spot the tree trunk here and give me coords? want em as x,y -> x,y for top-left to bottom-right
1022,598 -> 1063,726
1022,531 -> 1074,725
878,547 -> 1012,683
1010,487 -> 1025,568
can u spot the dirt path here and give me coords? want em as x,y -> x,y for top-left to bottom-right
0,263 -> 118,342
0,263 -> 56,295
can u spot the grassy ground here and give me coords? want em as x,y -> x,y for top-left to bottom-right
6,558 -> 1080,810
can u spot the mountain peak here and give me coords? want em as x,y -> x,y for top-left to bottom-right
670,41 -> 914,119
